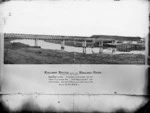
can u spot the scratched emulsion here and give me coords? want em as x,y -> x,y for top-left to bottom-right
1,94 -> 149,112
1,65 -> 149,112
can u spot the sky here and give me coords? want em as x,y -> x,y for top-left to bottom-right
1,0 -> 149,37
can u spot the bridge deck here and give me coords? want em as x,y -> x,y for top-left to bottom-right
4,33 -> 116,41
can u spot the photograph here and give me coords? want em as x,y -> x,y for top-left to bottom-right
4,33 -> 145,64
2,0 -> 147,64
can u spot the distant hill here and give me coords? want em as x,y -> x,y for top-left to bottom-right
91,35 -> 141,41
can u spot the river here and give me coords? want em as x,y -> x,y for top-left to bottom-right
10,40 -> 145,55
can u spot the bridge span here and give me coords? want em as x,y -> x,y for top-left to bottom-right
4,33 -> 141,54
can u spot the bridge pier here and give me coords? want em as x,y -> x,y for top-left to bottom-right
61,40 -> 65,51
82,40 -> 86,54
112,40 -> 117,54
91,40 -> 95,54
99,41 -> 103,53
112,40 -> 116,44
35,39 -> 38,46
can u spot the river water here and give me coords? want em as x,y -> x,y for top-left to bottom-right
11,40 -> 145,55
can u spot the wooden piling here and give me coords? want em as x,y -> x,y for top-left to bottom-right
99,41 -> 103,53
82,40 -> 86,54
61,40 -> 65,50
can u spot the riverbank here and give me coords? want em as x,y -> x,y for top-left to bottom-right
4,40 -> 145,64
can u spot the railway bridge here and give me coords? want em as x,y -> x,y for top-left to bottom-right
4,33 -> 141,54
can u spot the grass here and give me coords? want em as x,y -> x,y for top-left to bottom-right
4,40 -> 145,64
